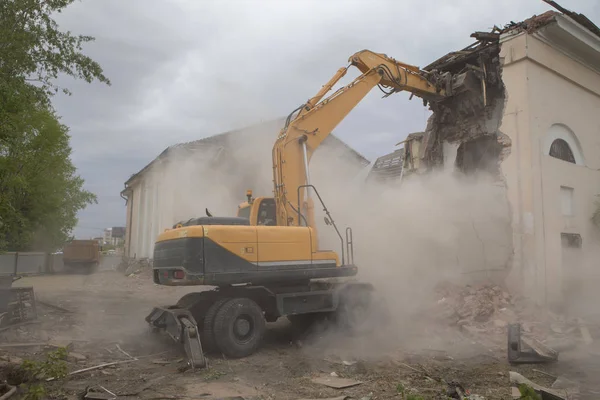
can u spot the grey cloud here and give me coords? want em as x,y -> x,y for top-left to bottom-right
45,0 -> 599,238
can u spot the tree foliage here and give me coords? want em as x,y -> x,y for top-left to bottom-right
0,0 -> 110,98
0,0 -> 110,251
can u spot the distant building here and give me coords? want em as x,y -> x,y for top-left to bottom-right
111,227 -> 126,239
103,228 -> 112,244
121,118 -> 370,259
100,227 -> 125,247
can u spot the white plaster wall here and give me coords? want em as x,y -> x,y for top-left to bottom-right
497,33 -> 537,300
500,30 -> 600,306
526,36 -> 600,306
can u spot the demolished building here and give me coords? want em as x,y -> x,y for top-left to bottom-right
370,6 -> 600,308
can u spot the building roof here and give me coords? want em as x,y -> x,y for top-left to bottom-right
123,117 -> 369,190
368,149 -> 404,182
423,3 -> 598,73
523,1 -> 600,39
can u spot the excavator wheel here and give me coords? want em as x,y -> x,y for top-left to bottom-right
201,297 -> 231,353
213,297 -> 266,359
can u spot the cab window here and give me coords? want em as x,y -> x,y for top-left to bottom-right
257,199 -> 276,226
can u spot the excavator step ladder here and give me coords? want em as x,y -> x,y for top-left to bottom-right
145,306 -> 206,369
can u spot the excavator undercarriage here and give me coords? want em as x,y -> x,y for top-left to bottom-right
146,280 -> 375,369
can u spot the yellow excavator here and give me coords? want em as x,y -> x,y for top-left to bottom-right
145,50 -> 479,369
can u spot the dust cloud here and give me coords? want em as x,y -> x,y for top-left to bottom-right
562,241 -> 600,318
112,115 -> 516,359
302,158 -> 514,359
148,120 -> 279,225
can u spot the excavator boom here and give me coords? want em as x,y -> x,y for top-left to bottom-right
350,50 -> 447,100
272,49 -> 478,234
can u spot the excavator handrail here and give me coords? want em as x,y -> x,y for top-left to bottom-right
297,184 -> 346,266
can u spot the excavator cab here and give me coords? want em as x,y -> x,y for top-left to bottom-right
256,199 -> 276,226
236,190 -> 277,226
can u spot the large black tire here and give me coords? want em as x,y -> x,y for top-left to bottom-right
213,297 -> 266,359
201,297 -> 231,353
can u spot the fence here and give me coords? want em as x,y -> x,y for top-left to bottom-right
0,252 -> 122,275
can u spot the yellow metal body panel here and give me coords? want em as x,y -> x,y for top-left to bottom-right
158,226 -> 204,241
312,250 -> 340,266
203,225 -> 258,263
156,224 -> 340,267
255,226 -> 312,263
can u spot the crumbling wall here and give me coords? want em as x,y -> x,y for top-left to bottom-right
423,37 -> 510,171
414,33 -> 514,283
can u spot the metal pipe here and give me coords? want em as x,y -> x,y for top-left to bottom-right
120,183 -> 128,204
301,140 -> 311,190
300,138 -> 311,227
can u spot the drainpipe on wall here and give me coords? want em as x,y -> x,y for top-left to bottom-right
120,190 -> 128,204
121,184 -> 134,259
538,136 -> 548,307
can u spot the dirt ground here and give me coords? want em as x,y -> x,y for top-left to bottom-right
1,267 -> 600,400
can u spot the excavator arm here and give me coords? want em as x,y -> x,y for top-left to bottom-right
272,49 -> 478,234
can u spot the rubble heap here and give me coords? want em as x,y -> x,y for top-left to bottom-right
433,283 -> 512,332
117,257 -> 153,277
429,282 -> 597,347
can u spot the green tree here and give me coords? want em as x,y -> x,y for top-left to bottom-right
0,0 -> 110,251
0,106 -> 98,250
0,0 -> 110,99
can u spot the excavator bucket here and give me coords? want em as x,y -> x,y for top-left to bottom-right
146,306 -> 207,369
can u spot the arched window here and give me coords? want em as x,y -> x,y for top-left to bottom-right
543,124 -> 585,166
549,139 -> 576,163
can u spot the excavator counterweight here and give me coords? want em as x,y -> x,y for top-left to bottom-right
145,48 -> 484,369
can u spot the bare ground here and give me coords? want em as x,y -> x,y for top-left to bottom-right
1,269 -> 599,400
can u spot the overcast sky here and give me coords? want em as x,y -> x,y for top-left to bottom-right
50,0 -> 600,239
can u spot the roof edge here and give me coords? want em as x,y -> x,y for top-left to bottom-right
124,118 -> 370,187
124,117 -> 286,186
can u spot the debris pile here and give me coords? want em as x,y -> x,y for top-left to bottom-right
116,257 -> 152,277
430,282 -> 596,347
0,283 -> 37,330
433,282 -> 516,330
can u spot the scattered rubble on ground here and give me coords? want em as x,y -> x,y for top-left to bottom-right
429,282 -> 596,351
1,271 -> 600,399
0,278 -> 37,331
509,371 -> 578,400
116,257 -> 153,277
